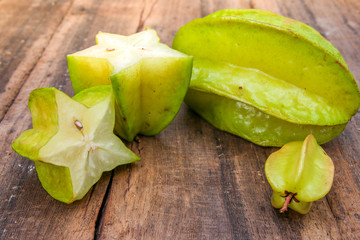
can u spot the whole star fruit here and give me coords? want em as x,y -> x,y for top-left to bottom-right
12,86 -> 140,203
265,134 -> 334,214
172,9 -> 360,147
67,29 -> 193,141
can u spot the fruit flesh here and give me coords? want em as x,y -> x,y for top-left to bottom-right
12,86 -> 140,203
68,29 -> 193,141
265,134 -> 334,214
71,31 -> 185,79
173,9 -> 360,146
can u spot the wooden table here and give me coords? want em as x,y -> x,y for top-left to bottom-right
1,0 -> 360,239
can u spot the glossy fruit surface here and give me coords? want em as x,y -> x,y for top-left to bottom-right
68,29 -> 193,141
12,86 -> 139,203
173,9 -> 360,146
265,134 -> 334,214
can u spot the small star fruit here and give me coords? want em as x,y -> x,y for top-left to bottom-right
265,134 -> 334,214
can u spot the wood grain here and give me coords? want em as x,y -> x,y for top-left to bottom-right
1,0 -> 360,239
0,0 -> 73,121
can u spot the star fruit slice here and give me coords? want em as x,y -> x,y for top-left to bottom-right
265,134 -> 334,214
12,86 -> 140,203
67,29 -> 193,141
173,9 -> 360,146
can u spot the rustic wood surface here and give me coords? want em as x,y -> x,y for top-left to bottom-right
1,0 -> 360,239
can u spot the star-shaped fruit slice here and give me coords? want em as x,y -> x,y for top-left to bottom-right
67,29 -> 193,141
12,86 -> 140,203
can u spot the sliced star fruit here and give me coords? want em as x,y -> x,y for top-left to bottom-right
12,86 -> 140,203
265,134 -> 334,214
67,29 -> 193,141
173,9 -> 360,146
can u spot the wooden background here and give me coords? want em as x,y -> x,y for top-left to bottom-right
1,0 -> 360,239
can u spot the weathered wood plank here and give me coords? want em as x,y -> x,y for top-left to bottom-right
96,0 -> 360,239
0,0 -> 142,239
0,0 -> 73,122
1,0 -> 360,239
274,0 -> 360,238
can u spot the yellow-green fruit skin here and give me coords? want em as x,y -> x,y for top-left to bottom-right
35,161 -> 74,203
173,9 -> 360,146
186,89 -> 346,147
12,88 -> 59,160
67,56 -> 113,94
265,135 -> 334,214
111,57 -> 193,141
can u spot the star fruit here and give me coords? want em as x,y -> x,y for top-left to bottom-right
173,9 -> 360,146
265,134 -> 334,214
12,86 -> 140,203
67,29 -> 193,141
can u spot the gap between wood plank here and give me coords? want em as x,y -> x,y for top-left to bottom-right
325,195 -> 342,237
215,135 -> 251,239
247,0 -> 255,9
88,0 -> 149,226
136,0 -> 159,32
93,140 -> 138,239
94,170 -> 114,240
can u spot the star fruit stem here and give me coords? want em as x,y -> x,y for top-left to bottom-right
280,192 -> 295,213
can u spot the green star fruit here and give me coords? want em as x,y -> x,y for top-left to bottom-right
12,86 -> 140,203
265,134 -> 334,214
172,9 -> 360,146
67,29 -> 193,141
